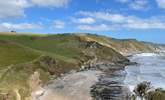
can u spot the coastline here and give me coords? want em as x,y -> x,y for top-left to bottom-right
32,52 -> 165,100
32,56 -> 134,100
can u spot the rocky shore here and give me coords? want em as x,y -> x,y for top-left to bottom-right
89,61 -> 134,100
81,56 -> 136,100
32,57 -> 135,100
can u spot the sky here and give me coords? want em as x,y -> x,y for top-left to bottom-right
0,0 -> 165,43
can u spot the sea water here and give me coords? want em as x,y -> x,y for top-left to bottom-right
124,53 -> 165,91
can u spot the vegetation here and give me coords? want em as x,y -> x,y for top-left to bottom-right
132,81 -> 151,100
146,88 -> 165,100
132,82 -> 165,100
0,32 -> 162,100
83,33 -> 157,54
0,40 -> 40,69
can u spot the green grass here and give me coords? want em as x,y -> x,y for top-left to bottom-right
146,88 -> 165,100
0,34 -> 84,62
80,33 -> 155,53
0,40 -> 40,69
0,32 -> 160,100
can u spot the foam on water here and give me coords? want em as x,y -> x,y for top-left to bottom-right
124,53 -> 165,91
135,53 -> 158,57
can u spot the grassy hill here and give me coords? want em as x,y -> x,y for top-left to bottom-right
0,32 -> 162,100
0,40 -> 40,69
77,33 -> 158,55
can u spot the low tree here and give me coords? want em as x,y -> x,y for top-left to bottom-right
133,81 -> 151,100
146,88 -> 165,100
132,82 -> 165,100
10,30 -> 16,33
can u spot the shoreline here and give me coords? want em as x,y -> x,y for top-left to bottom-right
32,52 -> 165,100
32,57 -> 134,100
32,70 -> 103,100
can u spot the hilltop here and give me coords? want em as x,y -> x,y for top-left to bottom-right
0,32 -> 163,100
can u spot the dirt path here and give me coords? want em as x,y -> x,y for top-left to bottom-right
32,70 -> 102,100
14,89 -> 21,100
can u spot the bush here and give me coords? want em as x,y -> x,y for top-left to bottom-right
132,82 -> 165,100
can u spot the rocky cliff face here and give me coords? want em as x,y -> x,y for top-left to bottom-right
76,33 -> 164,55
0,32 -> 164,100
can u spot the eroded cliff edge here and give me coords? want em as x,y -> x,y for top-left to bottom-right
0,33 -> 164,100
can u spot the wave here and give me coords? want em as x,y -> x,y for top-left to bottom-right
125,53 -> 165,92
135,53 -> 158,57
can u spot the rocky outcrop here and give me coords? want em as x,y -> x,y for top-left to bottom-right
37,56 -> 57,75
90,62 -> 131,100
77,33 -> 164,56
0,33 -> 164,100
29,71 -> 42,92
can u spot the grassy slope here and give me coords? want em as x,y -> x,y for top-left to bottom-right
0,33 -> 128,63
0,33 -> 130,99
0,40 -> 41,69
80,33 -> 156,55
0,34 -> 83,62
0,32 -> 159,99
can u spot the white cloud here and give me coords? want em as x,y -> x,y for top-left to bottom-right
129,0 -> 149,10
0,22 -> 42,31
116,0 -> 149,10
77,11 -> 126,23
0,0 -> 70,18
0,0 -> 29,18
30,0 -> 70,7
123,18 -> 165,29
116,0 -> 129,3
72,17 -> 95,24
75,11 -> 165,31
77,24 -> 112,31
156,0 -> 165,9
53,20 -> 65,29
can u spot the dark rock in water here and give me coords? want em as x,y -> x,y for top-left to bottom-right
91,84 -> 131,100
126,62 -> 138,66
90,63 -> 131,100
86,56 -> 134,100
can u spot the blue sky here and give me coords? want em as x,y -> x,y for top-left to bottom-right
0,0 -> 165,43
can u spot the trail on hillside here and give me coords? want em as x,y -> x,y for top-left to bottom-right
32,70 -> 102,100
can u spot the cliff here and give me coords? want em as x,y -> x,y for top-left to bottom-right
0,32 -> 163,100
